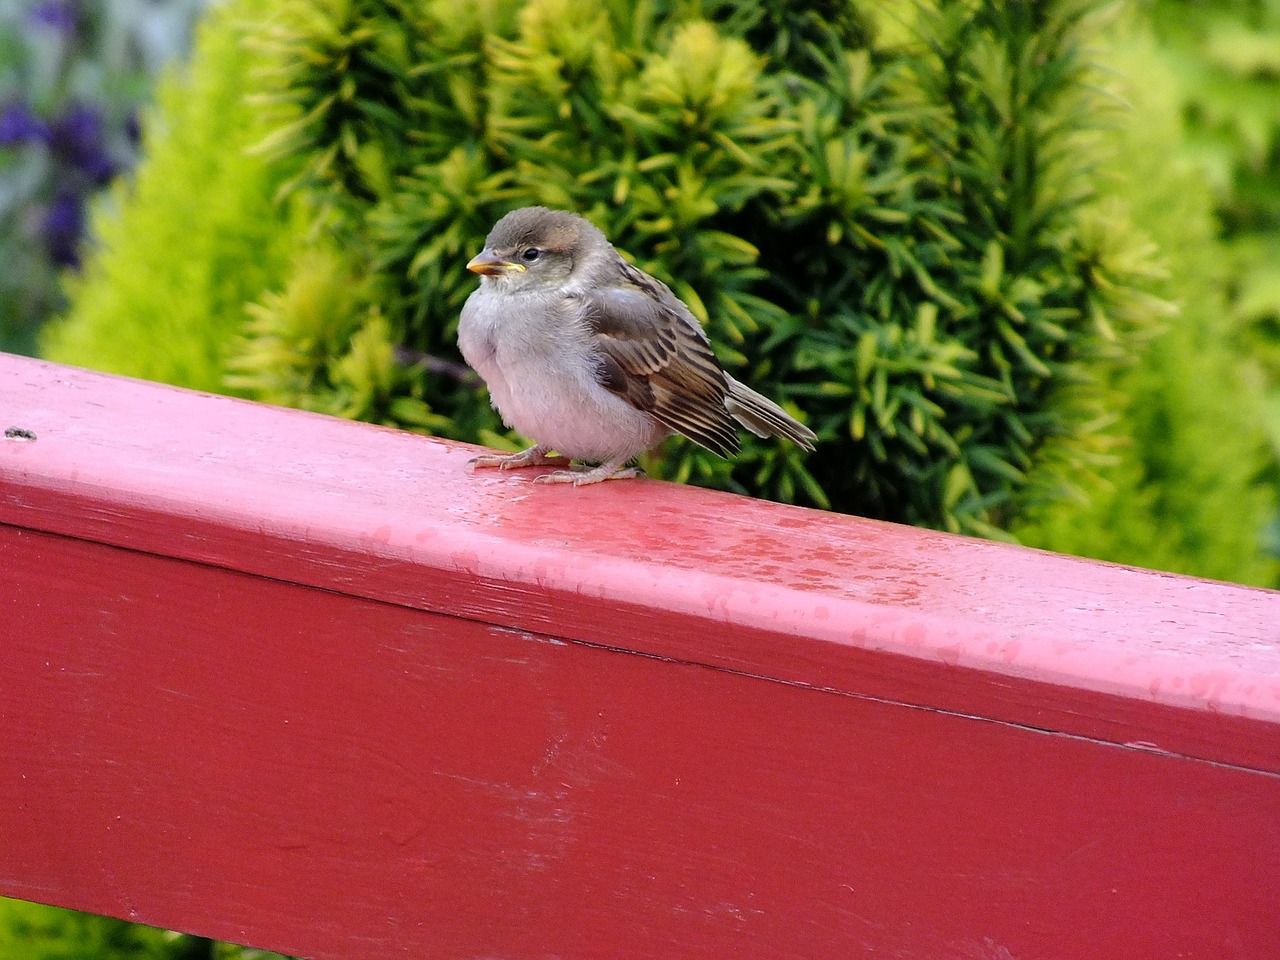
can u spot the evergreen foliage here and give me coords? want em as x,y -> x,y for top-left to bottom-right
41,0 -> 1276,581
1142,0 -> 1280,557
0,895 -> 295,960
0,897 -> 174,959
51,0 -> 1166,533
1013,27 -> 1279,586
1148,0 -> 1280,347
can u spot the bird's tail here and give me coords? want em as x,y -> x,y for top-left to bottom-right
724,375 -> 816,451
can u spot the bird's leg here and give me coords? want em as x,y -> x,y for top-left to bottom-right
467,443 -> 571,472
533,456 -> 644,486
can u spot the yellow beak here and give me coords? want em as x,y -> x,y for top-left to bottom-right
466,251 -> 526,276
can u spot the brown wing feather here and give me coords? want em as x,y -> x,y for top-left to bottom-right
577,260 -> 739,457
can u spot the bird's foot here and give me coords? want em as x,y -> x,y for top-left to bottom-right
533,461 -> 644,487
467,444 -> 570,472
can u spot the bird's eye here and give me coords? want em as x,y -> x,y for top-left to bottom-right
521,247 -> 542,262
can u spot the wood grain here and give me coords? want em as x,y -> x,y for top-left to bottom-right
1,353 -> 1278,958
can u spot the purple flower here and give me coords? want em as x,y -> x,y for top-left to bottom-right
0,100 -> 50,146
27,0 -> 77,34
78,147 -> 118,184
50,101 -> 103,155
44,190 -> 86,268
50,102 -> 118,184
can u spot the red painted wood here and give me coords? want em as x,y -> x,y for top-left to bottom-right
2,352 -> 1279,958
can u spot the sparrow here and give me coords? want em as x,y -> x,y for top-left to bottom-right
457,206 -> 816,486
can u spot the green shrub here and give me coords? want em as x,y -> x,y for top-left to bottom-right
1013,24 -> 1279,586
52,0 -> 1164,530
1146,0 -> 1280,378
1145,0 -> 1280,569
0,897 -> 175,960
0,895 -> 295,960
43,0 -> 1276,582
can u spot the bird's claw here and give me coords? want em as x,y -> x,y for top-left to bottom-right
467,444 -> 642,485
467,447 -> 570,472
533,466 -> 644,486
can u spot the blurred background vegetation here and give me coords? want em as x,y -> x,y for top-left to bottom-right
2,0 -> 1278,954
0,0 -> 213,355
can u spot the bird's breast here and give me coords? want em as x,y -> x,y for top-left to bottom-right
458,286 -> 665,461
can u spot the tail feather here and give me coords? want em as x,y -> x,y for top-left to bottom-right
724,375 -> 816,451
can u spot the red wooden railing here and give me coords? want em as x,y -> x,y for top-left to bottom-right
2,351 -> 1278,959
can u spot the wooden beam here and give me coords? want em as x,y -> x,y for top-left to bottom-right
2,353 -> 1278,959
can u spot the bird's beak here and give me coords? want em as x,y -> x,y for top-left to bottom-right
466,250 -> 526,276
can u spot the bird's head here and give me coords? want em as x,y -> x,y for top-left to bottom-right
466,206 -> 604,290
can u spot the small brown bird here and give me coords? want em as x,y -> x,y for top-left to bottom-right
458,207 -> 815,485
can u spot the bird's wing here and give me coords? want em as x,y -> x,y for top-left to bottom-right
575,261 -> 740,457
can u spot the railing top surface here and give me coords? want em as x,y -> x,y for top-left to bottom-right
3,352 -> 1278,770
